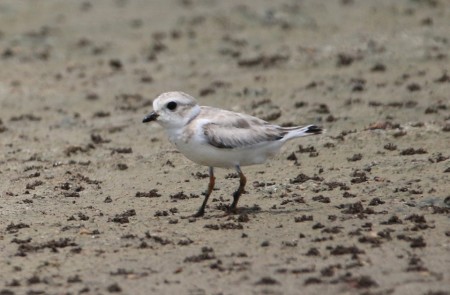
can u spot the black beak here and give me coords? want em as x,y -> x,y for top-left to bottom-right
142,112 -> 159,123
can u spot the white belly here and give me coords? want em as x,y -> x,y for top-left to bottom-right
172,139 -> 283,168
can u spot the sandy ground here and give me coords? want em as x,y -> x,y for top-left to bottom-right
0,0 -> 449,294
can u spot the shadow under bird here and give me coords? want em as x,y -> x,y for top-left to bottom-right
143,91 -> 322,217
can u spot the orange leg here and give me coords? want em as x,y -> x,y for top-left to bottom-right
193,167 -> 215,217
230,165 -> 246,213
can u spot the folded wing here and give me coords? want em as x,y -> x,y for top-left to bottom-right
202,112 -> 286,149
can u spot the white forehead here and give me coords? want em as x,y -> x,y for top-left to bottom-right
153,91 -> 197,110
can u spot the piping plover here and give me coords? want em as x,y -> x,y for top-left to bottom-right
143,91 -> 322,217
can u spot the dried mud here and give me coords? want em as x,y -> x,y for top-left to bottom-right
0,1 -> 449,295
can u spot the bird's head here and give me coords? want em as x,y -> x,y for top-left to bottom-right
142,91 -> 200,129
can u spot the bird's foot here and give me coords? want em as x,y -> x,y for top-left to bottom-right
224,206 -> 239,216
180,209 -> 204,219
192,210 -> 205,218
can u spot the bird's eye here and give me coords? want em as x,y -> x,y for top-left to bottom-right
167,101 -> 177,111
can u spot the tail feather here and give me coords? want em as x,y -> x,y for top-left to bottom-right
304,125 -> 322,134
281,125 -> 322,141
